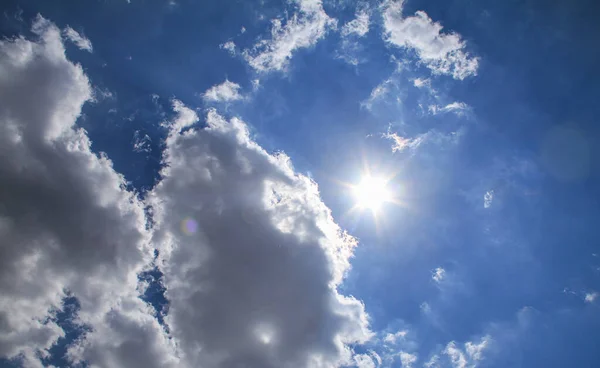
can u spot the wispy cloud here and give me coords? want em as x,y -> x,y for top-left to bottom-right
63,26 -> 93,52
429,101 -> 471,116
341,8 -> 370,37
242,0 -> 336,72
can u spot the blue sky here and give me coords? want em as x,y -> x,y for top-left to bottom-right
0,0 -> 599,367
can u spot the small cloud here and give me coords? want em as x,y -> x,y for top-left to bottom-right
383,132 -> 425,153
132,131 -> 151,153
484,190 -> 494,208
382,1 -> 479,79
384,329 -> 408,344
429,102 -> 470,116
63,26 -> 93,52
585,292 -> 598,303
242,0 -> 336,72
240,26 -> 246,34
220,40 -> 236,55
444,336 -> 490,368
424,355 -> 440,368
202,79 -> 243,102
432,267 -> 446,283
413,77 -> 431,88
399,351 -> 417,368
341,9 -> 370,37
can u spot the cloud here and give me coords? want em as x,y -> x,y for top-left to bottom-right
444,336 -> 490,368
399,351 -> 417,367
432,267 -> 446,283
341,9 -> 370,37
133,130 -> 152,153
382,1 -> 479,79
383,329 -> 408,344
242,0 -> 337,72
63,26 -> 93,52
354,353 -> 377,368
147,104 -> 372,367
0,15 -> 162,365
336,7 -> 371,65
584,292 -> 598,303
428,102 -> 471,116
483,190 -> 494,208
219,40 -> 236,55
202,79 -> 243,102
383,130 -> 463,154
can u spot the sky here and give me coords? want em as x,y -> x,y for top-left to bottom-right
0,0 -> 599,367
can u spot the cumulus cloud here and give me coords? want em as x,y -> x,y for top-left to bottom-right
63,26 -> 93,52
0,15 -> 162,365
242,0 -> 337,72
382,0 -> 479,79
202,79 -> 243,102
341,9 -> 370,37
147,104 -> 372,367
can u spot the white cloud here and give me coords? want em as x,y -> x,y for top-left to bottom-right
484,190 -> 494,208
336,7 -> 370,66
382,1 -> 479,79
432,267 -> 446,283
147,103 -> 372,367
413,77 -> 431,88
354,353 -> 377,368
585,292 -> 598,303
202,79 -> 243,102
133,130 -> 152,153
399,351 -> 417,367
384,329 -> 408,344
63,26 -> 93,52
219,40 -> 236,55
0,15 -> 167,365
383,132 -> 426,153
242,0 -> 337,72
444,336 -> 490,368
428,102 -> 470,116
341,9 -> 370,37
424,354 -> 441,368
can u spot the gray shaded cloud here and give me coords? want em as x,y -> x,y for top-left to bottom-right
148,104 -> 371,367
0,15 -> 160,365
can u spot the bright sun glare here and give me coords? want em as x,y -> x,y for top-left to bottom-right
353,176 -> 391,211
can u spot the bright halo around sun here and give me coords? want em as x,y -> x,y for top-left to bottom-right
353,175 -> 392,212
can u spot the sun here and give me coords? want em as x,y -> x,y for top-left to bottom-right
353,175 -> 391,212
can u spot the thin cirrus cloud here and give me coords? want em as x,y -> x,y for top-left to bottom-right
382,0 -> 479,80
62,25 -> 93,52
242,0 -> 337,72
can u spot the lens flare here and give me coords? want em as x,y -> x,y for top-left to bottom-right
180,217 -> 198,235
